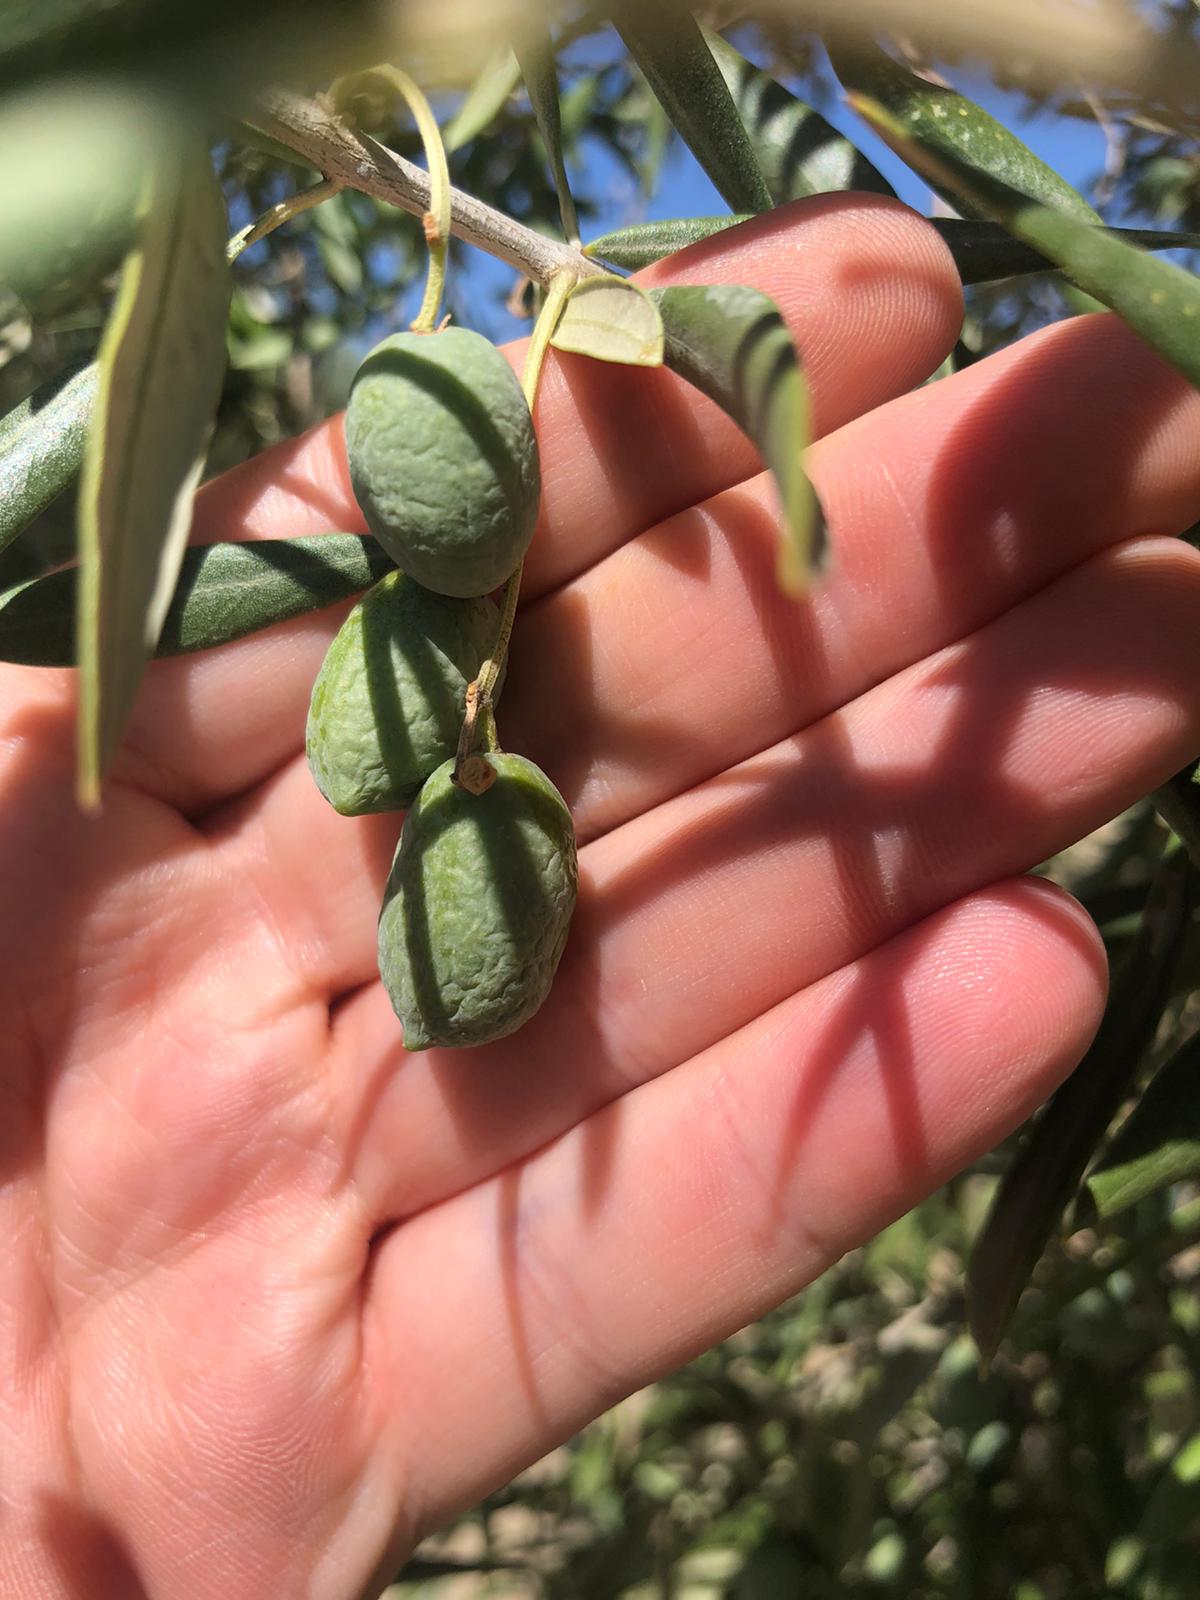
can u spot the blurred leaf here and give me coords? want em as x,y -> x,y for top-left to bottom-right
967,846 -> 1195,1363
443,44 -> 520,152
0,535 -> 393,665
0,81 -> 152,316
1083,1031 -> 1200,1221
514,21 -> 578,242
651,283 -> 825,592
551,276 -> 664,365
1136,1433 -> 1200,1548
586,214 -> 746,270
0,0 -> 386,107
704,27 -> 895,202
586,213 -> 1200,281
852,93 -> 1200,393
828,41 -> 1099,222
610,0 -> 773,214
77,127 -> 230,808
0,359 -> 96,556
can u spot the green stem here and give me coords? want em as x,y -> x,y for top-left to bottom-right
226,177 -> 342,262
349,66 -> 451,332
453,269 -> 575,781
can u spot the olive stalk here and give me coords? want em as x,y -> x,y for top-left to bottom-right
248,88 -> 602,288
330,67 -> 452,331
226,176 -> 343,262
453,268 -> 575,789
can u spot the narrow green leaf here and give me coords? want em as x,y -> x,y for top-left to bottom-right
551,277 -> 664,367
610,0 -> 773,215
442,45 -> 520,152
704,28 -> 894,202
0,535 -> 394,666
586,214 -> 1200,282
966,848 -> 1194,1363
852,93 -> 1200,393
0,360 -> 96,555
828,41 -> 1099,222
586,215 -> 749,270
1083,1032 -> 1200,1221
651,284 -> 825,593
77,126 -> 230,809
513,23 -> 578,244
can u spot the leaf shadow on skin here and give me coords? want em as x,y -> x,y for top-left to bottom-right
536,350 -> 716,585
190,415 -> 366,547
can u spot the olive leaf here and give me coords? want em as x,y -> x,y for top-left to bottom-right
1081,1031 -> 1200,1222
443,44 -> 521,152
0,535 -> 393,666
704,28 -> 894,202
828,41 -> 1099,222
586,213 -> 1200,282
609,0 -> 773,215
0,359 -> 96,557
513,21 -> 578,243
852,93 -> 1200,392
585,216 -> 747,271
966,846 -> 1194,1364
550,277 -> 665,366
77,126 -> 230,809
651,284 -> 824,593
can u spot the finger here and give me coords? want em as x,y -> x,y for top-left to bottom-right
367,877 -> 1106,1537
322,536 -> 1200,1217
116,308 -> 1200,818
191,196 -> 962,604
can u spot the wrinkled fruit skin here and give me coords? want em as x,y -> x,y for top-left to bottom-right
378,754 -> 578,1050
306,569 -> 499,816
345,327 -> 541,598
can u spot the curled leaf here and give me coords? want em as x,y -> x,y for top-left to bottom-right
651,283 -> 825,593
550,276 -> 664,366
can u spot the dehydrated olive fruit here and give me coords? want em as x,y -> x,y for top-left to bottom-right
345,327 -> 540,598
306,569 -> 499,816
378,753 -> 577,1049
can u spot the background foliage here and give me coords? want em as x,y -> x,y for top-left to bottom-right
2,2 -> 1200,1593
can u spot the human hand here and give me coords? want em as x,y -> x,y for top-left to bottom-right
3,196 -> 1199,1600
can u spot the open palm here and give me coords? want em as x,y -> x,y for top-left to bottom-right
4,198 -> 1200,1600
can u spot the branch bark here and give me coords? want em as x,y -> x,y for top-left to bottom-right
247,89 -> 603,287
